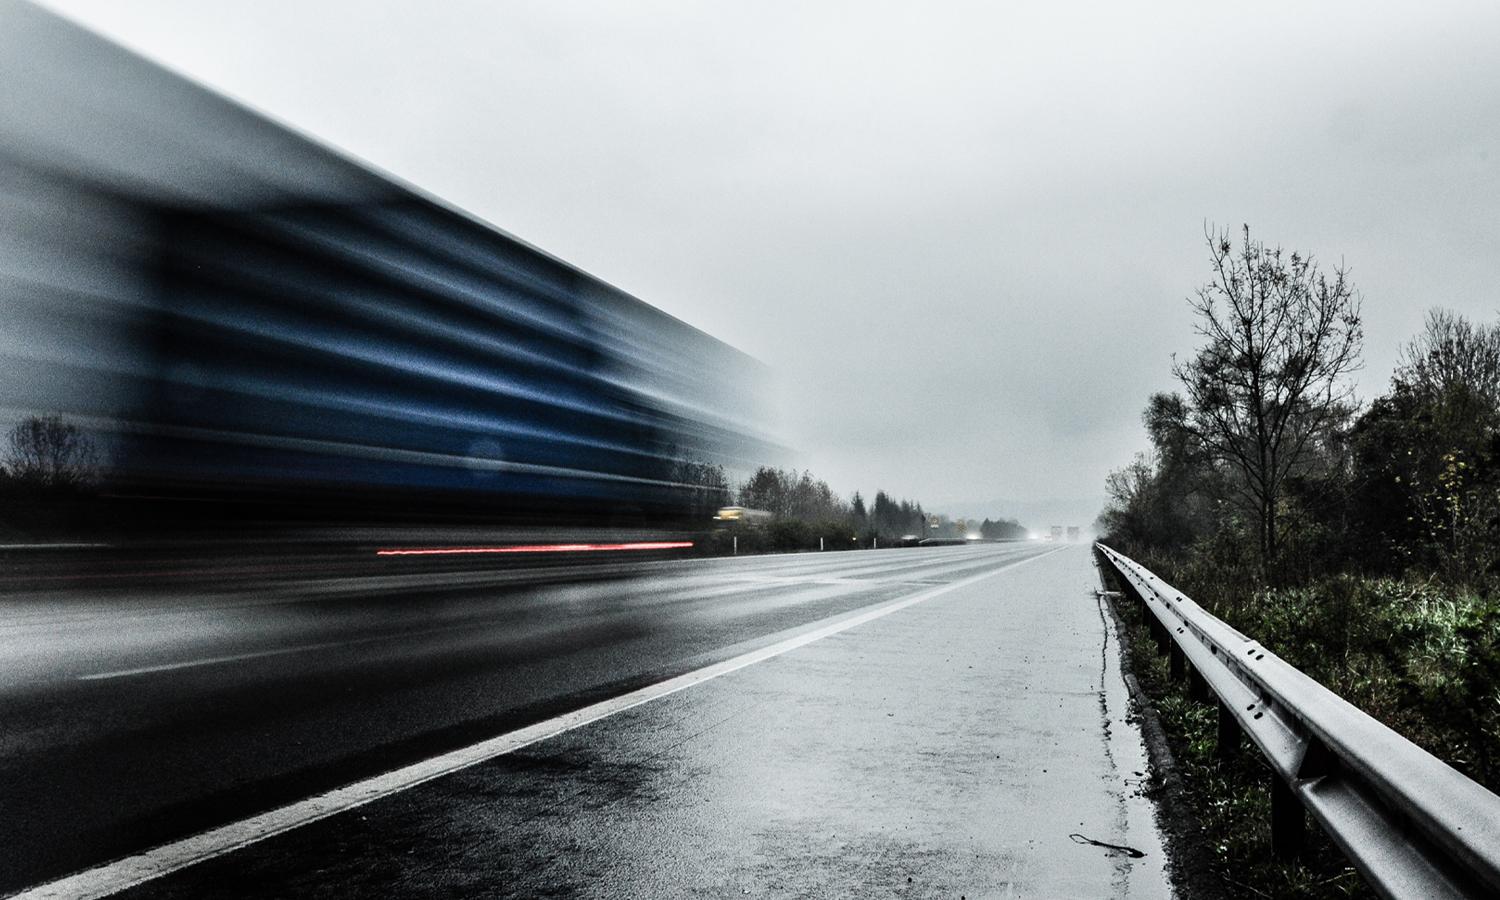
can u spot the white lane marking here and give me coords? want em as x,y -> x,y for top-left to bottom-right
76,619 -> 501,681
73,572 -> 849,681
16,546 -> 1065,900
71,561 -> 1004,681
68,577 -> 865,681
76,642 -> 351,681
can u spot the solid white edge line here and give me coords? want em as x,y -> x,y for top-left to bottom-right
13,545 -> 1065,900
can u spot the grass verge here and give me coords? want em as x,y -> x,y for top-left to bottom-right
1112,597 -> 1375,899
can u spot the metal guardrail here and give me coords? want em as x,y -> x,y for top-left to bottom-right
1093,543 -> 1500,900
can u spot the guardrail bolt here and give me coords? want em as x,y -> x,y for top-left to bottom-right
1270,775 -> 1305,859
1215,699 -> 1241,759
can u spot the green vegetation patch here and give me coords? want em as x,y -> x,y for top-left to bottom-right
1117,597 -> 1373,899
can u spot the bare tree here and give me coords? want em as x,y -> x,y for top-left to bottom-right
1382,309 -> 1500,581
1395,308 -> 1500,427
669,455 -> 731,521
2,415 -> 99,490
1097,452 -> 1159,550
1172,225 -> 1362,566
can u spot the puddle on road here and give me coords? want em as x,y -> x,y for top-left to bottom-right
1093,589 -> 1176,897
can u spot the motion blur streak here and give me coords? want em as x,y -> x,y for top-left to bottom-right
374,541 -> 695,556
0,4 -> 790,893
0,0 -> 774,544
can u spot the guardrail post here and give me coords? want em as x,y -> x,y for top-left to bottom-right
1151,613 -> 1169,655
1168,640 -> 1185,680
1271,775 -> 1305,859
1215,698 -> 1241,759
1188,663 -> 1209,701
1107,571 -> 1140,627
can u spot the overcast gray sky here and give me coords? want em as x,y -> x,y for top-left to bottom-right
40,0 -> 1500,528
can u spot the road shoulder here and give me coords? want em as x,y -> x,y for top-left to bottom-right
118,547 -> 1171,898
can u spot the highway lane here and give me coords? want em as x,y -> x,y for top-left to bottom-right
0,541 -> 1055,894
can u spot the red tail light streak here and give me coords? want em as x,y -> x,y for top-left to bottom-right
375,542 -> 694,557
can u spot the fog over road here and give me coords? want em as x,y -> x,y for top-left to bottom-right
2,542 -> 1167,898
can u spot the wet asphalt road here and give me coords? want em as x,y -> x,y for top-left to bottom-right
0,541 -> 1110,895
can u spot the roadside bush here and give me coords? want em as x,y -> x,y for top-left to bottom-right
699,517 -> 866,556
766,518 -> 813,552
1120,606 -> 1372,899
1133,523 -> 1259,617
1379,586 -> 1500,787
1111,564 -> 1500,897
1195,575 -> 1500,789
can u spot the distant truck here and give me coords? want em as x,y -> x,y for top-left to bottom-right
1050,525 -> 1064,542
1067,526 -> 1081,542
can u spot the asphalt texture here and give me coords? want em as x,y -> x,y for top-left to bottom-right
3,542 -> 1170,898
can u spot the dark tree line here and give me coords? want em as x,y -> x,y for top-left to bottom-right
717,465 -> 1027,552
1098,225 -> 1500,802
732,466 -> 929,546
978,517 -> 1027,540
1103,296 -> 1500,591
868,489 -> 926,539
1346,310 -> 1500,583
